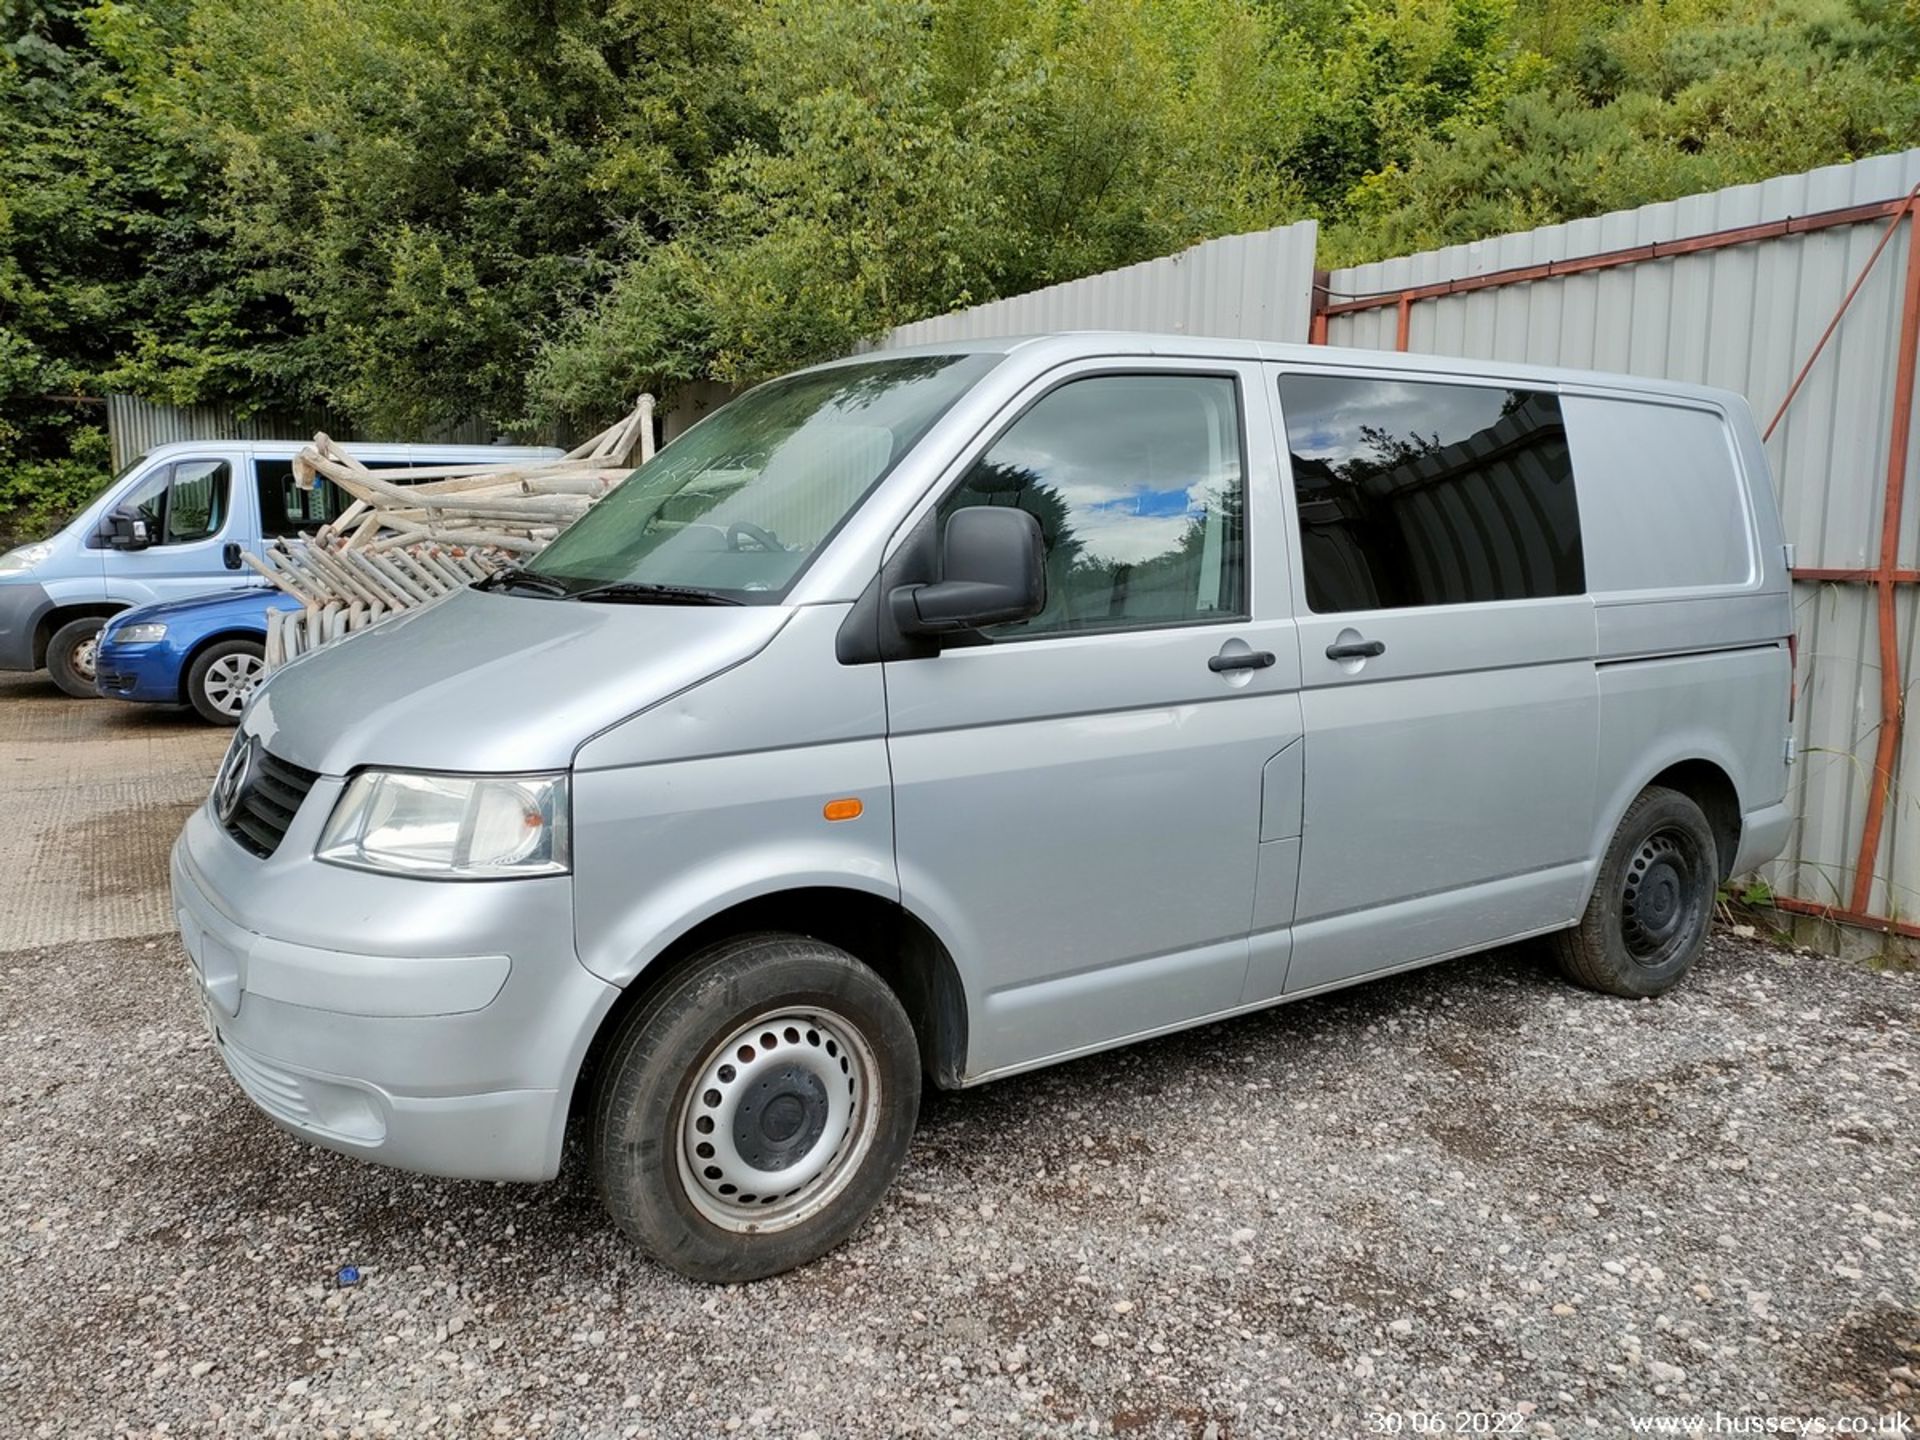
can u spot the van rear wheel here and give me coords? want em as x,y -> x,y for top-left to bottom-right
591,933 -> 921,1283
1553,785 -> 1719,998
47,616 -> 105,698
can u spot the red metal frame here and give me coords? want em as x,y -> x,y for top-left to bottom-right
1307,191 -> 1920,939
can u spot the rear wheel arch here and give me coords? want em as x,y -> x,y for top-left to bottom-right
1644,759 -> 1742,883
1591,755 -> 1744,899
574,887 -> 970,1122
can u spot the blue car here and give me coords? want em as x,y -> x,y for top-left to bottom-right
94,587 -> 298,724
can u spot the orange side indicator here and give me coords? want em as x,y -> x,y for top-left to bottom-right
823,798 -> 864,822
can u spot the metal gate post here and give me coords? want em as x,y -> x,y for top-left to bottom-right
1848,208 -> 1920,916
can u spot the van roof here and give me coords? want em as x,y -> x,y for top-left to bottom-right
133,440 -> 566,462
844,330 -> 1748,412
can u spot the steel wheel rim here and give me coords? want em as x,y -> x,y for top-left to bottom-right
1621,824 -> 1706,965
71,635 -> 97,683
676,1006 -> 880,1235
203,654 -> 263,717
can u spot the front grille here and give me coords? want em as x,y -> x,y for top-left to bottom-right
96,669 -> 135,695
220,744 -> 320,858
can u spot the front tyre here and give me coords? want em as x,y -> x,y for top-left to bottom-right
47,616 -> 105,698
592,933 -> 921,1283
1553,785 -> 1719,998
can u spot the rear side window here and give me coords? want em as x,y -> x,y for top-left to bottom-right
256,458 -> 424,538
938,373 -> 1247,637
257,460 -> 344,538
1280,375 -> 1583,613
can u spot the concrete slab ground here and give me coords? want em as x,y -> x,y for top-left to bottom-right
0,671 -> 227,947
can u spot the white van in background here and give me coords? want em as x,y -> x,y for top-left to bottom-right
0,439 -> 562,695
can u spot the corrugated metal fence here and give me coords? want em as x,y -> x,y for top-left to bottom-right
1321,149 -> 1920,942
879,221 -> 1321,350
106,394 -> 499,471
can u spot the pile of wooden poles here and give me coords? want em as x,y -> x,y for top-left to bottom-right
248,396 -> 655,669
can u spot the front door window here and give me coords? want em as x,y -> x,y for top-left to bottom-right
119,460 -> 232,545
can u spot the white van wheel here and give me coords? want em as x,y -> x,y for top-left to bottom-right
47,616 -> 105,698
1554,785 -> 1718,998
591,933 -> 920,1283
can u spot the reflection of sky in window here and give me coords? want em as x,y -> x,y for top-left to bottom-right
1282,377 -> 1515,465
987,378 -> 1238,566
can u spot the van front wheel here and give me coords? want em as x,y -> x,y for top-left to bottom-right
591,933 -> 921,1283
47,616 -> 105,698
1554,785 -> 1719,998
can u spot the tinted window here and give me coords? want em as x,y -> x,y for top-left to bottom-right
1280,376 -> 1582,613
257,457 -> 451,538
939,374 -> 1245,637
256,459 -> 344,538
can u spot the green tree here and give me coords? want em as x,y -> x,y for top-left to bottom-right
0,0 -> 213,541
127,0 -> 752,435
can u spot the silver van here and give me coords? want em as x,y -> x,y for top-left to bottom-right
171,334 -> 1795,1281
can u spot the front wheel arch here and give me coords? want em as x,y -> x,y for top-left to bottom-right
34,603 -> 125,669
572,887 -> 970,1135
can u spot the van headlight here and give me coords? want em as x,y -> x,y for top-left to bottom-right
0,542 -> 52,575
316,770 -> 570,879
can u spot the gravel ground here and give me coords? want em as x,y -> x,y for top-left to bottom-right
1,680 -> 1917,1438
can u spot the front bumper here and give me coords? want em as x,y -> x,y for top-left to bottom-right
170,795 -> 620,1182
0,580 -> 53,670
95,639 -> 182,703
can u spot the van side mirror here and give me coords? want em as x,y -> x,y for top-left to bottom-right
889,506 -> 1046,637
104,509 -> 153,551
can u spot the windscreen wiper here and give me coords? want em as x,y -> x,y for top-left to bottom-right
473,566 -> 571,598
568,581 -> 744,606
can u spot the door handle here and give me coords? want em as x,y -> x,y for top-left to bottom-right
1209,649 -> 1277,673
222,542 -> 243,571
1325,638 -> 1385,660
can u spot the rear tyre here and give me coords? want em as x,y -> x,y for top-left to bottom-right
591,932 -> 921,1283
185,639 -> 266,725
47,616 -> 105,699
1553,785 -> 1719,998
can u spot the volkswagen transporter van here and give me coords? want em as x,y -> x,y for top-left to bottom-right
171,335 -> 1795,1281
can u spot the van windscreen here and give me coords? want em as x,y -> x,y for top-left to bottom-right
526,353 -> 1001,602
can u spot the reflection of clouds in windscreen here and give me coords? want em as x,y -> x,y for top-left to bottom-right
1286,378 -> 1511,465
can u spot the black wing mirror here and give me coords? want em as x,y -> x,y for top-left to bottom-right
104,509 -> 154,551
889,506 -> 1046,637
